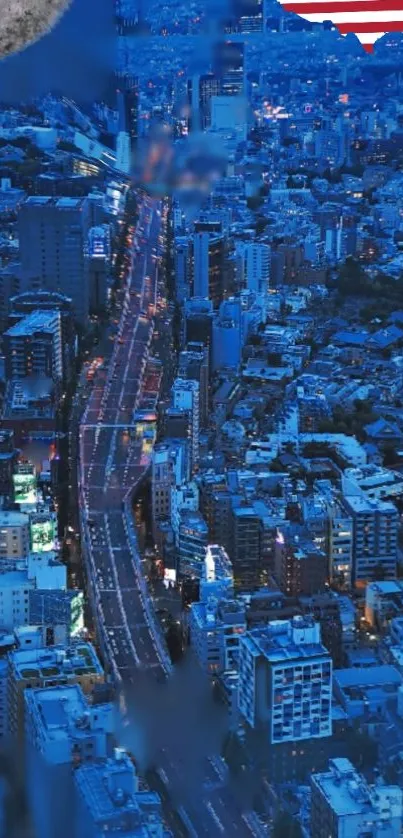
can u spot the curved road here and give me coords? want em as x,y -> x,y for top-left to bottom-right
79,195 -> 261,838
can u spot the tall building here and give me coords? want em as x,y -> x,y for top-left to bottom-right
184,297 -> 214,354
231,0 -> 264,32
174,235 -> 191,303
18,196 -> 91,323
172,378 -> 200,472
342,493 -> 398,584
25,683 -> 114,838
311,758 -> 402,838
3,310 -> 63,384
236,242 -> 271,297
274,528 -> 327,597
9,291 -> 75,386
151,441 -> 187,539
192,229 -> 225,308
75,749 -> 165,838
178,510 -> 208,579
178,342 -> 209,428
87,225 -> 111,312
238,617 -> 332,745
213,41 -> 245,96
116,71 -> 139,153
187,73 -> 221,131
231,505 -> 261,590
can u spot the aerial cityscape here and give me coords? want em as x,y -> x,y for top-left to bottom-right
1,0 -> 403,836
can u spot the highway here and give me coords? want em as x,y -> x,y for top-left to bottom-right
78,195 -> 263,837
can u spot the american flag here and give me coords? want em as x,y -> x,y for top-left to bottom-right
280,0 -> 402,52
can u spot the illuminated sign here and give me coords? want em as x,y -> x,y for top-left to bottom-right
31,518 -> 56,553
13,472 -> 36,505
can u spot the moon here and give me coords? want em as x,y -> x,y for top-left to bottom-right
0,0 -> 71,58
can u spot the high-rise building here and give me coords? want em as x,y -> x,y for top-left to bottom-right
116,71 -> 139,153
9,291 -> 75,386
75,749 -> 164,838
184,298 -> 214,354
174,235 -> 192,303
213,41 -> 245,96
18,196 -> 91,323
151,441 -> 187,538
311,758 -> 402,838
274,528 -> 327,597
236,242 -> 271,296
192,229 -> 225,308
178,510 -> 208,579
231,0 -> 264,31
172,378 -> 200,472
87,225 -> 111,312
342,493 -> 398,584
187,73 -> 221,131
231,505 -> 261,590
3,310 -> 63,384
178,342 -> 209,428
238,617 -> 332,745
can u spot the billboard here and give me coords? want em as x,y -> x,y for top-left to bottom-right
13,472 -> 36,505
31,518 -> 56,553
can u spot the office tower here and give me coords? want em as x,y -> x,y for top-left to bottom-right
274,528 -> 327,597
171,482 -> 199,545
213,41 -> 245,97
172,378 -> 200,472
25,684 -> 114,838
342,493 -> 398,584
18,196 -> 91,323
0,511 -> 30,561
184,298 -> 214,353
192,229 -> 225,307
75,749 -> 164,838
178,510 -> 208,579
187,73 -> 221,131
236,242 -> 271,296
311,758 -> 402,838
3,310 -> 63,384
116,71 -> 139,152
174,236 -> 192,303
9,291 -> 75,386
238,617 -> 332,744
179,342 -> 209,429
9,641 -> 105,736
231,0 -> 264,31
231,505 -> 261,590
87,225 -> 111,312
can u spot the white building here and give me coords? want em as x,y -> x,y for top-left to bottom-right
236,242 -> 271,297
238,617 -> 332,744
172,378 -> 200,472
311,757 -> 402,838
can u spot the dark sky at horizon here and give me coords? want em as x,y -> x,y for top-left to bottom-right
0,0 -> 115,104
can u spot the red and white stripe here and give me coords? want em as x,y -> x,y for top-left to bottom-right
280,0 -> 403,52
